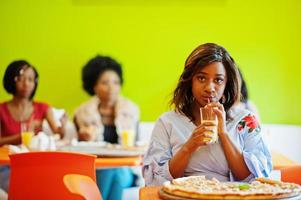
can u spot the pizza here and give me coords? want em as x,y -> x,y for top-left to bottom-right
161,176 -> 301,199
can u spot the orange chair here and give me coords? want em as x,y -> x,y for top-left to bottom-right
8,151 -> 96,200
278,165 -> 301,185
64,174 -> 102,200
271,151 -> 301,185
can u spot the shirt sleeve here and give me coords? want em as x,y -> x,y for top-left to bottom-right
142,119 -> 174,186
236,114 -> 272,181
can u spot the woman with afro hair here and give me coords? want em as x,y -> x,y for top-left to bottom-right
74,55 -> 140,200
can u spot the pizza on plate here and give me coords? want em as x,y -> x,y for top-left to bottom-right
161,176 -> 301,199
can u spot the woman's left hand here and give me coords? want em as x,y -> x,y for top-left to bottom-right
205,102 -> 227,135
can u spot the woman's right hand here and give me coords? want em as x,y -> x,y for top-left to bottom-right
183,122 -> 214,153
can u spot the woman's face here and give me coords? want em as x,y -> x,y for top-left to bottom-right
192,61 -> 227,107
94,70 -> 121,102
15,67 -> 36,99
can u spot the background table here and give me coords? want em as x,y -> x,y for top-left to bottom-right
0,147 -> 142,167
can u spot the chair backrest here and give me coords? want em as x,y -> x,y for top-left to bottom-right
8,151 -> 96,200
64,174 -> 102,200
279,165 -> 301,185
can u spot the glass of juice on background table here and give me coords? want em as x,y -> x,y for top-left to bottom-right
21,122 -> 34,148
121,129 -> 135,148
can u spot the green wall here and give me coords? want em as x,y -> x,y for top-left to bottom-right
1,0 -> 300,124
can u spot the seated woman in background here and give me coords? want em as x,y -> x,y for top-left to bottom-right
0,60 -> 66,146
236,68 -> 261,122
143,43 -> 272,186
0,60 -> 66,191
74,55 -> 139,200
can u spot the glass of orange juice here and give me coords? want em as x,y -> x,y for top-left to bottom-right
200,107 -> 218,144
121,129 -> 135,148
21,122 -> 34,148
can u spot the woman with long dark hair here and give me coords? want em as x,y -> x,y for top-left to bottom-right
143,43 -> 272,185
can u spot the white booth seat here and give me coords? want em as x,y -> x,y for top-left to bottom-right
261,124 -> 301,164
42,108 -> 77,141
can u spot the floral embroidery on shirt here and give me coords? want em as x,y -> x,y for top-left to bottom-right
237,114 -> 259,133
